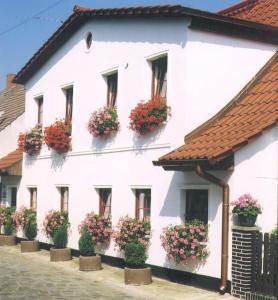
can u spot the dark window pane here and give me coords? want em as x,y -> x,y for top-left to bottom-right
107,73 -> 118,107
65,87 -> 73,124
185,189 -> 208,224
152,56 -> 167,99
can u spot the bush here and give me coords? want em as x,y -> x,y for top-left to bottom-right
4,218 -> 14,235
24,219 -> 37,240
53,225 -> 68,249
79,227 -> 95,256
124,242 -> 147,268
43,210 -> 69,238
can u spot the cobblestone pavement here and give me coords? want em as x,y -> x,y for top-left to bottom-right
0,245 -> 234,300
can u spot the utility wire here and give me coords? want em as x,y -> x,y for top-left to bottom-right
0,0 -> 68,37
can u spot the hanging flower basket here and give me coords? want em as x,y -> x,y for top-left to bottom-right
160,219 -> 209,264
129,97 -> 171,135
87,106 -> 120,138
44,119 -> 71,154
18,125 -> 43,156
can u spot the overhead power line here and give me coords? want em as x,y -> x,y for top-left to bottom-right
0,0 -> 67,37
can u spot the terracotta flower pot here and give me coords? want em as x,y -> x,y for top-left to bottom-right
238,215 -> 257,227
79,255 -> 102,271
21,240 -> 39,253
124,267 -> 152,285
50,247 -> 72,262
0,235 -> 16,246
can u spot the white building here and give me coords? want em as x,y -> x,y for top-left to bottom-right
13,3 -> 278,292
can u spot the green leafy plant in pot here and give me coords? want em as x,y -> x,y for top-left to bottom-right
78,226 -> 101,271
53,224 -> 68,249
4,218 -> 14,236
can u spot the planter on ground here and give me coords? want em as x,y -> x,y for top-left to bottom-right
124,267 -> 152,285
50,247 -> 72,262
0,235 -> 16,246
78,225 -> 101,271
50,223 -> 71,262
21,240 -> 39,253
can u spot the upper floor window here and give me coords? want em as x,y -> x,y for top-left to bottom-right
65,87 -> 73,124
152,56 -> 167,99
86,32 -> 92,49
29,187 -> 37,211
135,189 -> 151,221
59,187 -> 69,213
99,188 -> 112,218
107,73 -> 118,107
36,96 -> 43,125
185,189 -> 208,224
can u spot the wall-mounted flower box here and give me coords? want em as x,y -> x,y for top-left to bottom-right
18,125 -> 43,156
44,119 -> 71,154
129,97 -> 171,135
87,106 -> 120,138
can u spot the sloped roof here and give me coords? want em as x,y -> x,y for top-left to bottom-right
158,50 -> 278,164
219,0 -> 278,26
0,149 -> 23,170
13,4 -> 278,85
0,84 -> 25,132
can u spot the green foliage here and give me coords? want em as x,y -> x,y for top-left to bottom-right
53,225 -> 68,249
4,218 -> 14,235
24,218 -> 37,240
272,226 -> 278,236
79,226 -> 95,256
124,242 -> 147,268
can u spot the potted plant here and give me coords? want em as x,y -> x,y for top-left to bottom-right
231,194 -> 262,227
0,207 -> 16,246
14,207 -> 39,252
87,106 -> 120,138
160,219 -> 209,265
124,242 -> 151,285
78,226 -> 101,271
44,119 -> 71,154
42,210 -> 71,261
113,216 -> 151,285
18,125 -> 43,156
129,97 -> 171,135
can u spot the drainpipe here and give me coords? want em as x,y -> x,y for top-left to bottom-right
195,164 -> 229,294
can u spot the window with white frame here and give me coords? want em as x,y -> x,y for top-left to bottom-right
151,56 -> 167,99
29,187 -> 37,211
106,72 -> 118,107
99,188 -> 112,218
64,86 -> 73,124
185,189 -> 208,224
36,96 -> 43,125
135,189 -> 151,221
59,187 -> 69,213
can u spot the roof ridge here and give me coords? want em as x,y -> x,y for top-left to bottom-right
185,50 -> 278,142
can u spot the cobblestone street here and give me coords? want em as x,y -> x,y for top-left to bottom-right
0,245 -> 234,300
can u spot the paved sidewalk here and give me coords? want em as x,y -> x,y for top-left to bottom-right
0,245 -> 234,300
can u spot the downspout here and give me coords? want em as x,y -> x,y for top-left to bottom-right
195,164 -> 229,294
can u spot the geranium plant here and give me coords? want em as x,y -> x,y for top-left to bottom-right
79,211 -> 112,245
44,119 -> 71,153
160,219 -> 209,264
13,206 -> 36,229
42,210 -> 69,238
87,106 -> 120,138
113,216 -> 151,251
231,194 -> 262,217
18,125 -> 43,156
129,97 -> 171,135
0,206 -> 16,235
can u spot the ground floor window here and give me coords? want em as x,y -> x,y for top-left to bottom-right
59,187 -> 69,213
185,189 -> 208,224
135,189 -> 151,221
99,188 -> 112,218
29,187 -> 37,211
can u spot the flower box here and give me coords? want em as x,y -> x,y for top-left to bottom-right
18,125 -> 43,156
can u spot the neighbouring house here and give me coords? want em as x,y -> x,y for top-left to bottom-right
0,74 -> 24,208
13,1 -> 277,293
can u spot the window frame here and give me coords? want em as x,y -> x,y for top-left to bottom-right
135,189 -> 151,221
99,188 -> 112,218
106,72 -> 118,107
151,55 -> 167,100
29,187 -> 37,211
59,186 -> 69,213
36,96 -> 43,125
64,86 -> 73,124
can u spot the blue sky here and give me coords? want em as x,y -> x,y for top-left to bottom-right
0,0 -> 239,89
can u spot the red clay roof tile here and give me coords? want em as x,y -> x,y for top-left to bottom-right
0,149 -> 23,170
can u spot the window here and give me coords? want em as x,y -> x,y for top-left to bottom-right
99,189 -> 112,217
86,32 -> 92,49
29,187 -> 37,211
37,97 -> 43,125
107,73 -> 118,107
152,56 -> 167,99
65,87 -> 73,124
135,189 -> 151,221
185,189 -> 208,224
60,187 -> 69,213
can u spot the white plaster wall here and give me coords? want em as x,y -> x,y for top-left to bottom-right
17,17 -> 277,280
0,114 -> 24,157
230,126 -> 278,233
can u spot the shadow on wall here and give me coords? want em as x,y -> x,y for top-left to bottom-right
90,132 -> 117,152
50,151 -> 68,171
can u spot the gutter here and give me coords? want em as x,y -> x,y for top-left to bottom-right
195,164 -> 229,294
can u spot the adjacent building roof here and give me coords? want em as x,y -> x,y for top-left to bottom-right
219,0 -> 278,26
0,148 -> 23,175
14,4 -> 278,85
0,83 -> 25,132
156,50 -> 278,167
